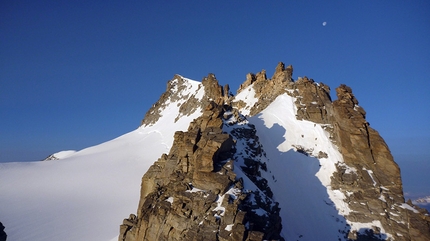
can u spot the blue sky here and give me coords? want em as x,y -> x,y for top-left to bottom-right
1,1 -> 429,198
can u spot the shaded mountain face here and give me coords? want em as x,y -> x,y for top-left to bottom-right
120,62 -> 430,241
0,222 -> 6,241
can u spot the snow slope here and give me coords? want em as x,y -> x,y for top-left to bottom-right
0,77 -> 204,241
49,150 -> 77,159
241,93 -> 392,240
247,94 -> 350,240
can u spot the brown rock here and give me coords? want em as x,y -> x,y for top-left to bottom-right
234,62 -> 294,116
127,61 -> 430,240
120,102 -> 283,241
271,62 -> 293,83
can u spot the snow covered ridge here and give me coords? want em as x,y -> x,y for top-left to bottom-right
413,196 -> 430,206
0,75 -> 207,241
41,150 -> 76,161
140,75 -> 205,126
1,62 -> 430,241
140,74 -> 230,127
230,63 -> 430,240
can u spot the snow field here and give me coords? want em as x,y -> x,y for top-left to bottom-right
0,78 -> 205,241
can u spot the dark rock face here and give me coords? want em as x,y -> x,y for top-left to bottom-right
0,222 -> 6,241
42,154 -> 60,161
120,103 -> 283,241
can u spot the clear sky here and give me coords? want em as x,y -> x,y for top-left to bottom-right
1,1 -> 429,199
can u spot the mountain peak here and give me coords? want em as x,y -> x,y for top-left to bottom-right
140,73 -> 231,127
124,62 -> 430,240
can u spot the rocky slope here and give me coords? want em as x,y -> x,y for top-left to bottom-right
120,62 -> 430,241
120,75 -> 283,241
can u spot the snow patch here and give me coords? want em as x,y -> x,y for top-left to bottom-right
52,150 -> 76,159
225,224 -> 234,231
234,85 -> 258,116
399,203 -> 419,213
338,162 -> 357,174
363,168 -> 377,186
213,194 -> 226,219
165,197 -> 174,204
253,208 -> 268,217
186,187 -> 206,193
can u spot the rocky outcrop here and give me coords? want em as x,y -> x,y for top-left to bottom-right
330,85 -> 430,240
234,62 -> 294,116
141,74 -> 230,126
140,75 -> 188,126
235,63 -> 333,125
202,73 -> 231,104
274,64 -> 430,240
0,222 -> 6,241
42,154 -> 60,161
290,76 -> 333,124
121,102 -> 283,241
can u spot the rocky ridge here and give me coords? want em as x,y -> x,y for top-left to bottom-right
141,74 -> 230,127
413,196 -> 430,206
121,62 -> 429,240
121,76 -> 283,241
233,62 -> 430,240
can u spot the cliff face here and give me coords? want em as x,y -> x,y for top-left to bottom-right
120,62 -> 429,241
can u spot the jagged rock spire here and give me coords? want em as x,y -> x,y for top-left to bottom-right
271,62 -> 293,83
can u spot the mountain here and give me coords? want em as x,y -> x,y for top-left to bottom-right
413,196 -> 430,207
1,62 -> 429,241
119,63 -> 430,241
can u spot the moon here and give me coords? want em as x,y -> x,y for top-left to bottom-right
322,21 -> 327,26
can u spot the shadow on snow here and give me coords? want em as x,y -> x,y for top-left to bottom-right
249,113 -> 388,241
